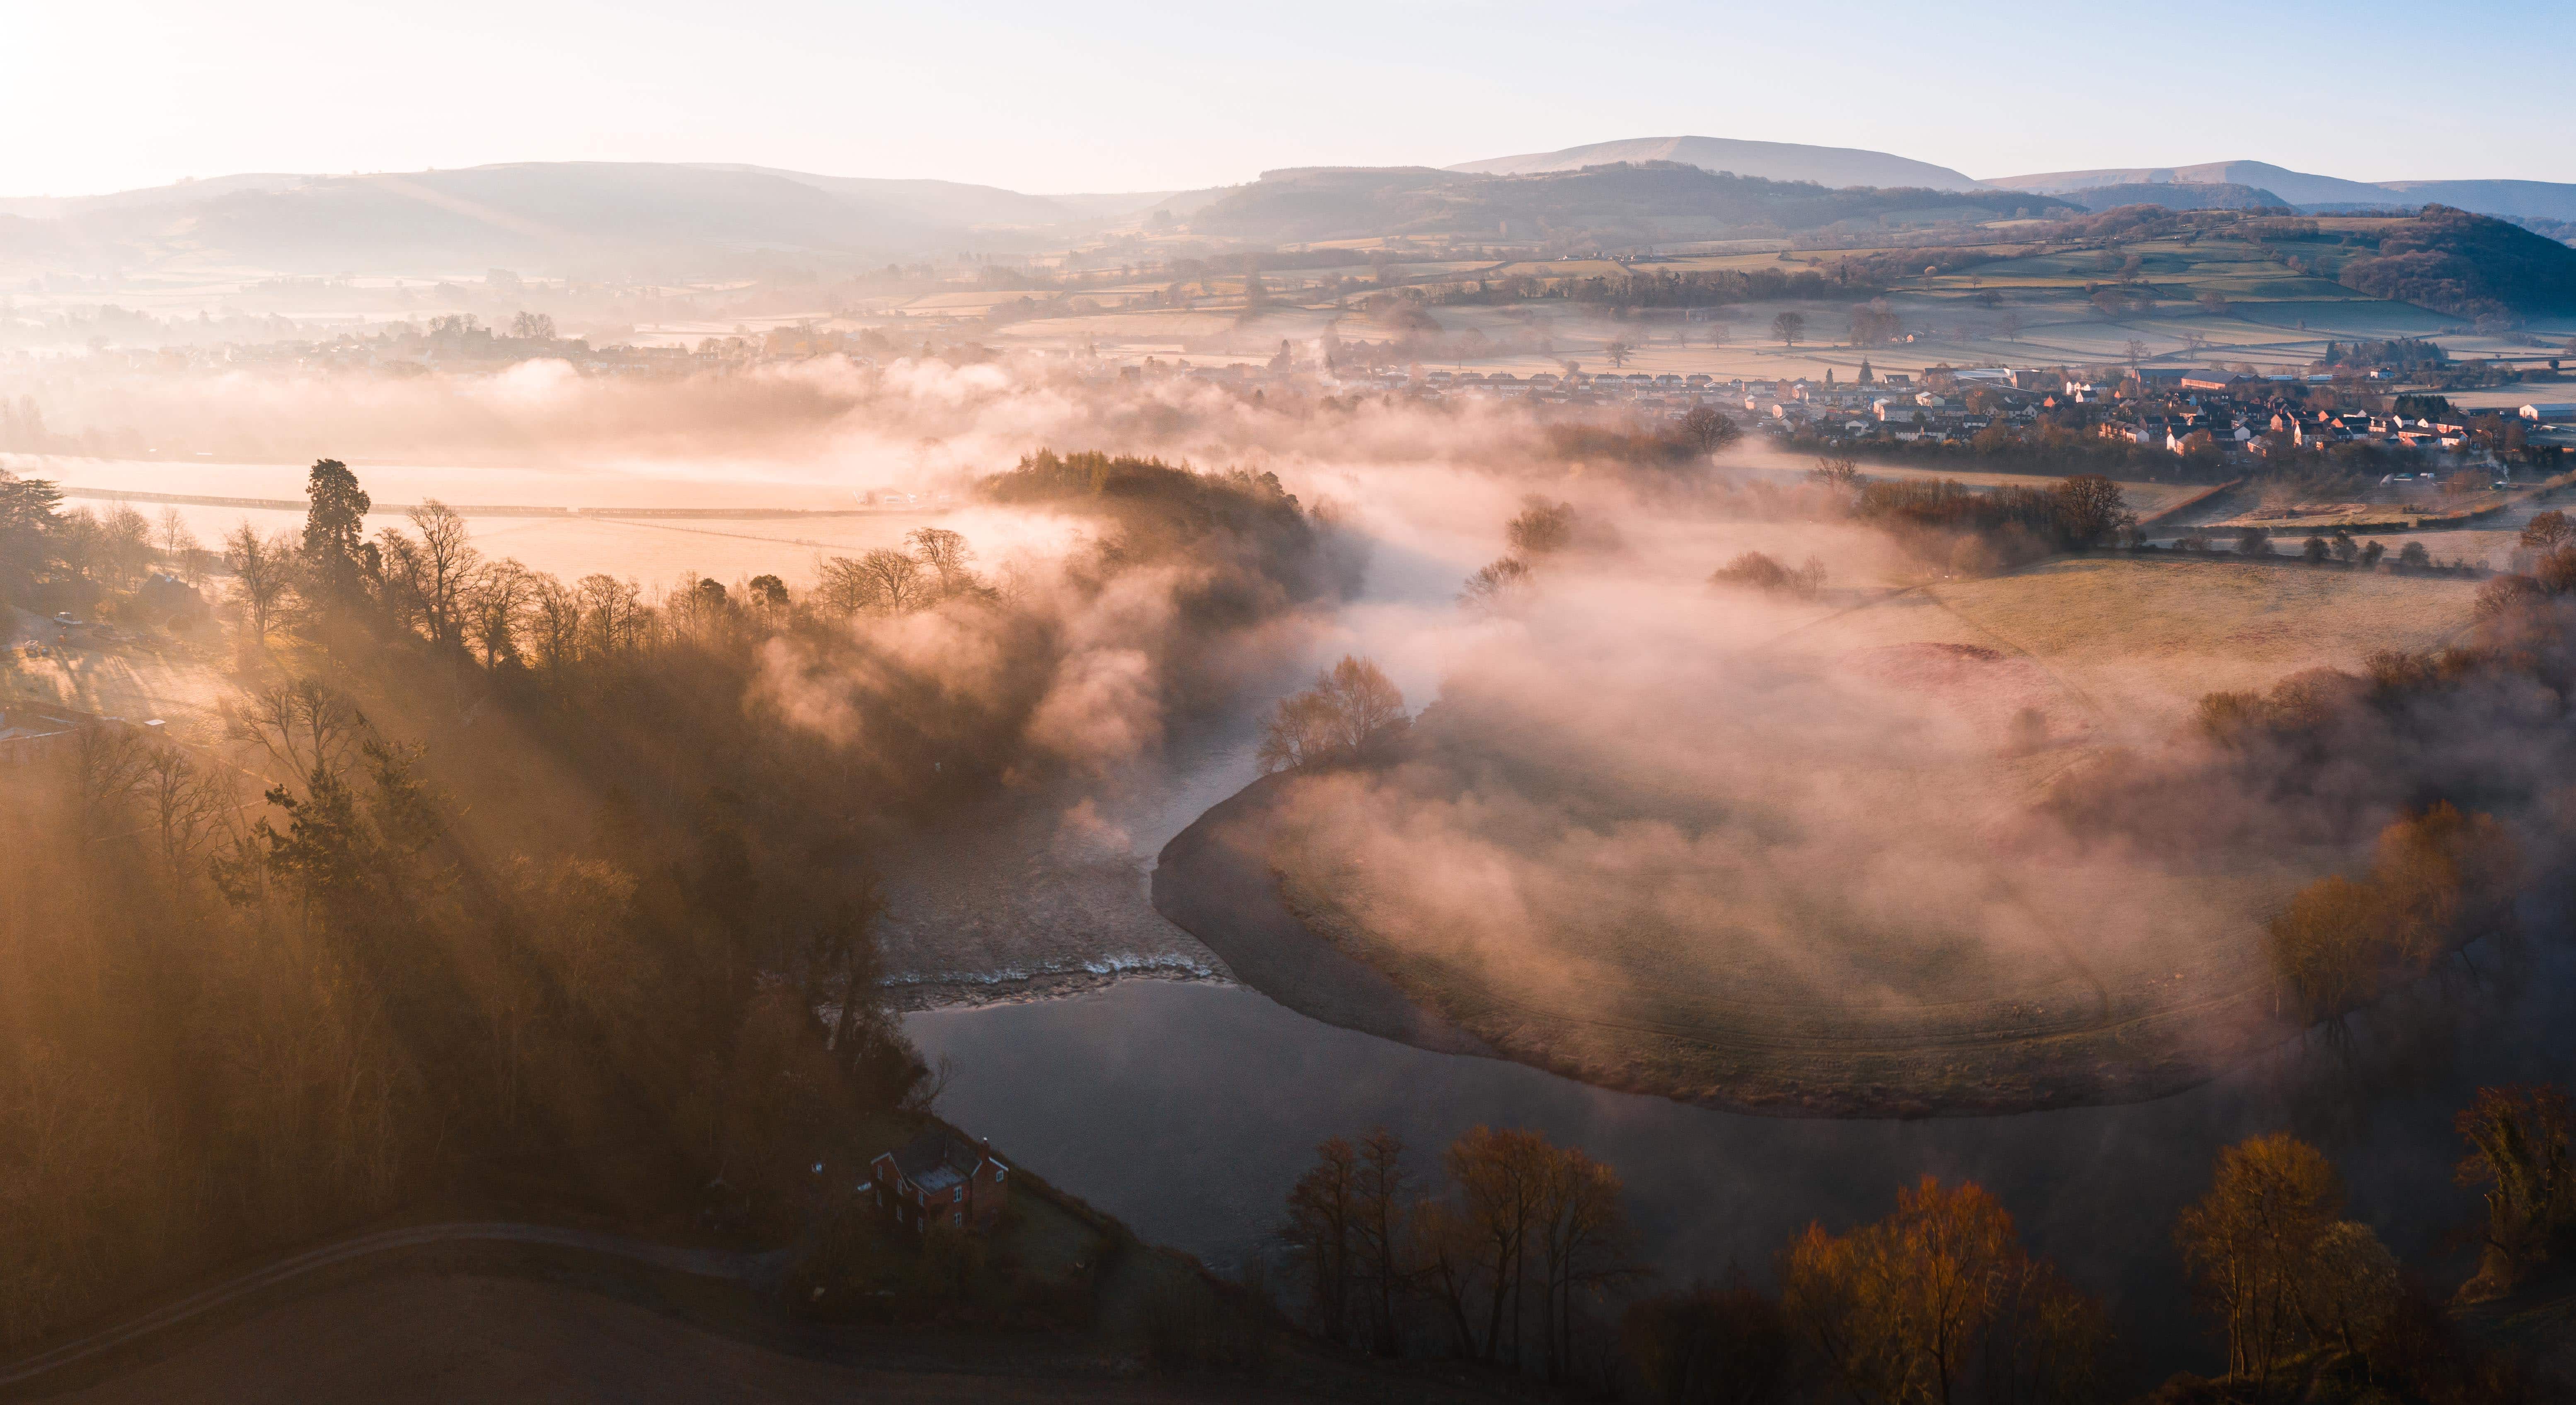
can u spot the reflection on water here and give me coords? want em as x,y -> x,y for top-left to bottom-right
908,940 -> 2573,1377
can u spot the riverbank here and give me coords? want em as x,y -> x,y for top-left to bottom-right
1152,773 -> 1497,1061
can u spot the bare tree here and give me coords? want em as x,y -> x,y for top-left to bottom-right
155,506 -> 200,576
1458,556 -> 1535,614
464,558 -> 541,667
139,743 -> 232,885
576,574 -> 648,655
905,526 -> 976,597
406,500 -> 481,652
528,576 -> 585,668
222,522 -> 297,645
1283,1137 -> 1363,1344
1771,312 -> 1807,348
818,549 -> 928,616
223,677 -> 367,784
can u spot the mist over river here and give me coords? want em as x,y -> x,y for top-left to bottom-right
910,924 -> 2573,1383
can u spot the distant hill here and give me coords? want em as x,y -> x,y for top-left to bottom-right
1193,162 -> 2066,244
2335,206 -> 2576,317
167,163 -> 949,269
0,162 -> 979,275
1983,161 -> 2392,207
0,172 -> 315,220
0,162 -> 1218,277
1986,160 -> 2576,222
2068,182 -> 2285,213
684,164 -> 1076,226
2371,180 -> 2576,222
1448,136 -> 1984,191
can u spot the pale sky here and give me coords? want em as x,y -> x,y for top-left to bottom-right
9,0 -> 2572,199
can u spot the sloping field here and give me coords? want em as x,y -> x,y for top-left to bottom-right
1780,554 -> 2481,733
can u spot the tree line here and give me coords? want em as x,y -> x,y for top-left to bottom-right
1265,1100 -> 2571,1402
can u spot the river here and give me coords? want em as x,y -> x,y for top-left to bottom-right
903,501 -> 2574,1381
909,905 -> 2570,1377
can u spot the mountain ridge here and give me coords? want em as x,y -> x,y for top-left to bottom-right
1446,136 -> 1985,191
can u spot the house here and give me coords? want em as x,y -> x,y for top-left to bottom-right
2522,404 -> 2576,423
870,1130 -> 1010,1233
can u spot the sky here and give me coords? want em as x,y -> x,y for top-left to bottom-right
9,0 -> 2574,199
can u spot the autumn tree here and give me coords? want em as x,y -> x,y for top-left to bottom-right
1783,1176 -> 2104,1405
1534,1140 -> 1644,1381
2520,509 -> 2573,552
1256,655 -> 1405,772
2176,1134 -> 2396,1388
1506,497 -> 1576,557
2454,1083 -> 2576,1299
2266,803 -> 2518,1025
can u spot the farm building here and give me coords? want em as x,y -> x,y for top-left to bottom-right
869,1130 -> 1009,1233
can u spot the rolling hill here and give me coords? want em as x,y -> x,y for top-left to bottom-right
1986,161 -> 2576,222
1983,160 -> 2392,206
2068,182 -> 2286,212
1448,135 -> 1984,191
1191,161 -> 2067,244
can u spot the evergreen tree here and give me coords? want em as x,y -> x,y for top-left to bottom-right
301,457 -> 375,613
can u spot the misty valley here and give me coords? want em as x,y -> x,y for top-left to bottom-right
8,52 -> 2576,1403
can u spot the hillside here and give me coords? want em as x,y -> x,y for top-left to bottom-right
1449,135 -> 1983,191
1986,161 -> 2576,221
2069,182 -> 2284,212
1984,160 -> 2390,206
1192,162 -> 2068,244
2373,179 -> 2576,222
0,163 -> 963,274
2335,206 -> 2576,316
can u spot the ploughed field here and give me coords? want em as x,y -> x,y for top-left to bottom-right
1211,554 -> 2483,1115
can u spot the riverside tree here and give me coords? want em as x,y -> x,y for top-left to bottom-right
1256,655 -> 1405,772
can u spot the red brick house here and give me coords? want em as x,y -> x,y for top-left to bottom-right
870,1130 -> 1009,1232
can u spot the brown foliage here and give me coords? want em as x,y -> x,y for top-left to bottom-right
2265,803 -> 2518,1023
1782,1176 -> 2106,1405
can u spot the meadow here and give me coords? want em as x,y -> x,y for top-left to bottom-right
1243,547 -> 2485,1115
